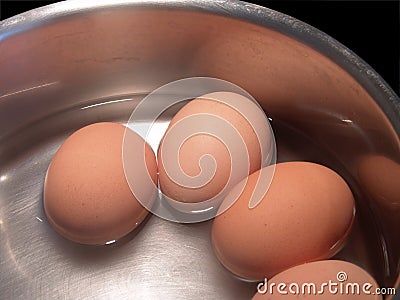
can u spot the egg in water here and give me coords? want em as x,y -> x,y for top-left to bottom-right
44,122 -> 157,245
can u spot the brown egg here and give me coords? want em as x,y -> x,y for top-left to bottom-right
44,122 -> 157,245
157,91 -> 272,209
252,260 -> 382,299
211,161 -> 355,280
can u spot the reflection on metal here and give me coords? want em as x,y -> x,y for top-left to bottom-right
0,213 -> 27,279
342,119 -> 353,123
80,98 -> 133,110
0,82 -> 58,99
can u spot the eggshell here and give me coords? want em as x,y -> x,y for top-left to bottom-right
211,161 -> 355,280
44,122 -> 157,245
252,260 -> 382,299
158,91 -> 272,207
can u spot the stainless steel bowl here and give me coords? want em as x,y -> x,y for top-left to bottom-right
0,1 -> 399,299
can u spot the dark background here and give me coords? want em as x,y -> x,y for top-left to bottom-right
0,0 -> 399,94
